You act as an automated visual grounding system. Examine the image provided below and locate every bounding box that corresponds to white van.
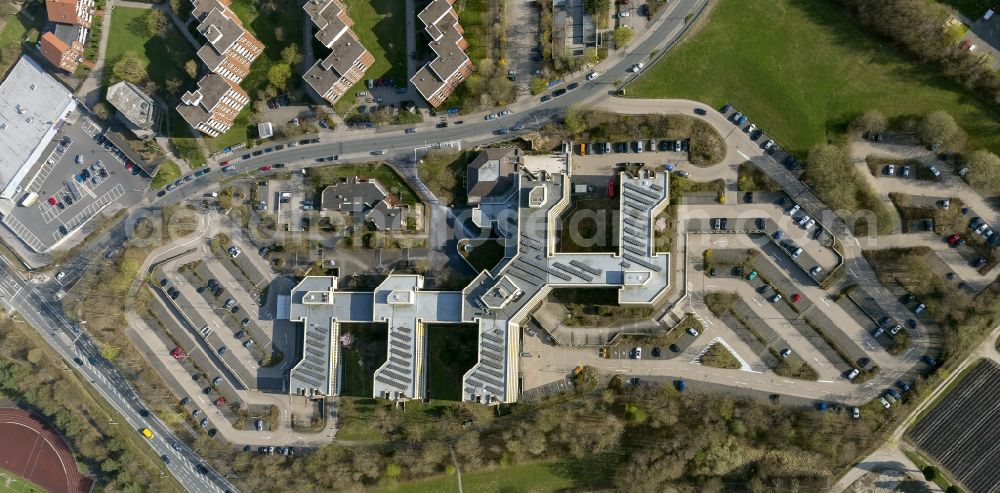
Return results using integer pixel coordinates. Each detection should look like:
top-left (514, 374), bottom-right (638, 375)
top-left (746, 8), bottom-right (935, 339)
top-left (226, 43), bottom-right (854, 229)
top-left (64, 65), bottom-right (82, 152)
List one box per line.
top-left (791, 247), bottom-right (803, 258)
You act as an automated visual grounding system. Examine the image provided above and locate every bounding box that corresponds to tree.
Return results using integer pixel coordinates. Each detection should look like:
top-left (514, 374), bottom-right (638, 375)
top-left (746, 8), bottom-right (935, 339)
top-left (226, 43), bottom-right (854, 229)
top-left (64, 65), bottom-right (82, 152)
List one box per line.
top-left (918, 110), bottom-right (958, 146)
top-left (563, 105), bottom-right (586, 135)
top-left (850, 110), bottom-right (887, 135)
top-left (165, 76), bottom-right (182, 95)
top-left (184, 59), bottom-right (199, 79)
top-left (963, 150), bottom-right (1000, 193)
top-left (585, 0), bottom-right (610, 15)
top-left (112, 51), bottom-right (147, 84)
top-left (613, 27), bottom-right (634, 48)
top-left (92, 102), bottom-right (111, 120)
top-left (268, 64), bottom-right (292, 91)
top-left (146, 10), bottom-right (168, 35)
top-left (922, 466), bottom-right (937, 481)
top-left (281, 44), bottom-right (303, 66)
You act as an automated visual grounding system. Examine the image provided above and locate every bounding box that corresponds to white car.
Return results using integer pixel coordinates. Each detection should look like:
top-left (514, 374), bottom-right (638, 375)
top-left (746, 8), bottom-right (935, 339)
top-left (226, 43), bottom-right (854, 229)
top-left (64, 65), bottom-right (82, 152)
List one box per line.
top-left (228, 246), bottom-right (241, 258)
top-left (879, 397), bottom-right (891, 409)
top-left (928, 165), bottom-right (941, 177)
top-left (780, 348), bottom-right (792, 358)
top-left (852, 407), bottom-right (861, 419)
top-left (810, 266), bottom-right (823, 276)
top-left (847, 368), bottom-right (860, 380)
top-left (587, 72), bottom-right (600, 81)
top-left (746, 123), bottom-right (757, 134)
top-left (804, 218), bottom-right (816, 230)
top-left (633, 347), bottom-right (642, 359)
top-left (797, 215), bottom-right (810, 226)
top-left (763, 140), bottom-right (775, 150)
top-left (618, 11), bottom-right (630, 17)
top-left (686, 327), bottom-right (699, 337)
top-left (55, 271), bottom-right (66, 281)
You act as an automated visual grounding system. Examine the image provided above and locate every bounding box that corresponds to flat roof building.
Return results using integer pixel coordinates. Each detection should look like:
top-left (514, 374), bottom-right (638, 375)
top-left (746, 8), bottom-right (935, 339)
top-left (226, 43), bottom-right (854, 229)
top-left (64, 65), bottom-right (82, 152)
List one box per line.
top-left (284, 145), bottom-right (671, 405)
top-left (467, 147), bottom-right (520, 206)
top-left (105, 81), bottom-right (158, 138)
top-left (176, 73), bottom-right (249, 138)
top-left (303, 0), bottom-right (374, 106)
top-left (411, 0), bottom-right (474, 107)
top-left (191, 0), bottom-right (263, 84)
top-left (0, 56), bottom-right (76, 201)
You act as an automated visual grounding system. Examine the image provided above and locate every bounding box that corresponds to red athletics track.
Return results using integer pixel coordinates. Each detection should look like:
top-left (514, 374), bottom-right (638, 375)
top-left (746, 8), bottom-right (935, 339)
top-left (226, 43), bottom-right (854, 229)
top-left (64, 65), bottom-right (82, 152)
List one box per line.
top-left (0, 408), bottom-right (93, 493)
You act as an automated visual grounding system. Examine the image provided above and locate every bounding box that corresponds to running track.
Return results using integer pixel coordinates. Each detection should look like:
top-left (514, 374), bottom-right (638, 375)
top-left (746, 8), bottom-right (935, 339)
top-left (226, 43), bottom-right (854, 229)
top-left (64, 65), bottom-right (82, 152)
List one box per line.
top-left (0, 409), bottom-right (93, 493)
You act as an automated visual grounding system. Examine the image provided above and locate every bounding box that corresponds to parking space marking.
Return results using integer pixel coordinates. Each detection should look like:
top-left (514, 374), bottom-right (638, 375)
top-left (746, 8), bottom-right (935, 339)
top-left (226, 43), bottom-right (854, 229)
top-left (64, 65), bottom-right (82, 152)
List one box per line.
top-left (25, 148), bottom-right (66, 194)
top-left (51, 184), bottom-right (125, 242)
top-left (79, 120), bottom-right (101, 137)
top-left (2, 215), bottom-right (44, 251)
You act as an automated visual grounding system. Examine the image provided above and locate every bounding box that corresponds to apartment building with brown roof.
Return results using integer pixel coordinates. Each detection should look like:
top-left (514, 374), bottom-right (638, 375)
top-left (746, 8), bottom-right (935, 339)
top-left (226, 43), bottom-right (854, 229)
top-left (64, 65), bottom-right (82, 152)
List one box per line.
top-left (191, 0), bottom-right (263, 84)
top-left (41, 0), bottom-right (93, 73)
top-left (45, 0), bottom-right (93, 28)
top-left (302, 0), bottom-right (374, 105)
top-left (176, 73), bottom-right (250, 137)
top-left (411, 0), bottom-right (473, 108)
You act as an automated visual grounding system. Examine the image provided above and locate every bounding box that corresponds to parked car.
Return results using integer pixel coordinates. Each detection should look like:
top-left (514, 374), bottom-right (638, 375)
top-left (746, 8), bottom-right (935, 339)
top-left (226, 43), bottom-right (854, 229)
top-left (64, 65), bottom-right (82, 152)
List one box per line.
top-left (780, 348), bottom-right (792, 358)
top-left (686, 327), bottom-right (699, 337)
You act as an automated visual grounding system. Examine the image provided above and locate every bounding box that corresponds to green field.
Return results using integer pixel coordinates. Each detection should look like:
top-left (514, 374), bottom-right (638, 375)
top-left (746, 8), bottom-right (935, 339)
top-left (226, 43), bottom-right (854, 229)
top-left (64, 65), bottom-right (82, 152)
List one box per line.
top-left (150, 160), bottom-right (181, 190)
top-left (367, 461), bottom-right (594, 493)
top-left (332, 0), bottom-right (408, 114)
top-left (0, 469), bottom-right (48, 493)
top-left (104, 7), bottom-right (206, 166)
top-left (630, 0), bottom-right (1000, 156)
top-left (424, 324), bottom-right (478, 401)
top-left (0, 5), bottom-right (42, 75)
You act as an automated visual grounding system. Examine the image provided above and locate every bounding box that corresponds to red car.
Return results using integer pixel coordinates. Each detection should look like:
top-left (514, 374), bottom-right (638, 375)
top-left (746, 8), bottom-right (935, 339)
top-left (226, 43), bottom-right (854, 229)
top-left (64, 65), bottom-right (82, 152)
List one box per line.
top-left (125, 161), bottom-right (133, 170)
top-left (607, 178), bottom-right (616, 199)
top-left (214, 397), bottom-right (226, 406)
top-left (259, 165), bottom-right (272, 172)
top-left (48, 196), bottom-right (57, 206)
top-left (219, 160), bottom-right (230, 166)
top-left (790, 293), bottom-right (801, 303)
top-left (947, 233), bottom-right (961, 246)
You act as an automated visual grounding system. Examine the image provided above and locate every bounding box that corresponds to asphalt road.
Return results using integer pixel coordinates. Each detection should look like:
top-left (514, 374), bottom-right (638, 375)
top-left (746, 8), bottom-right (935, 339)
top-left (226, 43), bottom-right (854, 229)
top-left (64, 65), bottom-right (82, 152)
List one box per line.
top-left (0, 254), bottom-right (236, 493)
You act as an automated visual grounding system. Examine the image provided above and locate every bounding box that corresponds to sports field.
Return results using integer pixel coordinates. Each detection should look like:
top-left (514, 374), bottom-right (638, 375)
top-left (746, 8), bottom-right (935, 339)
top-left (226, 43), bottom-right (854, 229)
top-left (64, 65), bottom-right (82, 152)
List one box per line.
top-left (630, 0), bottom-right (1000, 156)
top-left (0, 470), bottom-right (48, 493)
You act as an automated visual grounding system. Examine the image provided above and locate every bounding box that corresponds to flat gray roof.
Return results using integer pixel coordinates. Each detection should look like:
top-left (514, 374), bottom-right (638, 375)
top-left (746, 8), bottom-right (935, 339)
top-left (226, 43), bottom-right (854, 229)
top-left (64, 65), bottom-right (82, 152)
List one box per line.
top-left (0, 56), bottom-right (76, 200)
top-left (106, 81), bottom-right (155, 129)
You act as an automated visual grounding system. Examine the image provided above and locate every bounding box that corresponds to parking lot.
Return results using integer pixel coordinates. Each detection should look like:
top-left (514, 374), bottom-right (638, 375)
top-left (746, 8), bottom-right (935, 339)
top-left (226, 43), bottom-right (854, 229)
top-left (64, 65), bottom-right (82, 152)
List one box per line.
top-left (1, 116), bottom-right (147, 251)
top-left (910, 360), bottom-right (1000, 493)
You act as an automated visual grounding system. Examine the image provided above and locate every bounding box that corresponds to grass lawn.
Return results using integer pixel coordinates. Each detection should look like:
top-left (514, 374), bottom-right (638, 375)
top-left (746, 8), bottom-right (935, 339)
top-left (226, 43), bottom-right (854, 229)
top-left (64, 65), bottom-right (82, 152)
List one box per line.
top-left (551, 288), bottom-right (655, 327)
top-left (150, 160), bottom-right (181, 190)
top-left (630, 0), bottom-right (1000, 156)
top-left (416, 150), bottom-right (475, 206)
top-left (367, 460), bottom-right (603, 493)
top-left (699, 343), bottom-right (740, 369)
top-left (0, 5), bottom-right (42, 74)
top-left (332, 0), bottom-right (408, 115)
top-left (210, 0), bottom-right (304, 152)
top-left (339, 323), bottom-right (387, 397)
top-left (309, 163), bottom-right (420, 206)
top-left (424, 324), bottom-right (478, 401)
top-left (0, 468), bottom-right (48, 493)
top-left (459, 238), bottom-right (506, 273)
top-left (104, 7), bottom-right (206, 166)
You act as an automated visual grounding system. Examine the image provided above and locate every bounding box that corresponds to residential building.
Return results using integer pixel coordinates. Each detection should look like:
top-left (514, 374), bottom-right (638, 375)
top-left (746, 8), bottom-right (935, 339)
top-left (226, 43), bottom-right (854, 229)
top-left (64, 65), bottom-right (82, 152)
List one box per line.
top-left (40, 0), bottom-right (94, 73)
top-left (191, 0), bottom-right (263, 84)
top-left (105, 81), bottom-right (158, 139)
top-left (38, 28), bottom-right (84, 73)
top-left (319, 176), bottom-right (407, 231)
top-left (0, 56), bottom-right (76, 201)
top-left (176, 73), bottom-right (250, 138)
top-left (303, 0), bottom-right (374, 105)
top-left (45, 0), bottom-right (94, 28)
top-left (466, 147), bottom-right (520, 206)
top-left (411, 0), bottom-right (474, 107)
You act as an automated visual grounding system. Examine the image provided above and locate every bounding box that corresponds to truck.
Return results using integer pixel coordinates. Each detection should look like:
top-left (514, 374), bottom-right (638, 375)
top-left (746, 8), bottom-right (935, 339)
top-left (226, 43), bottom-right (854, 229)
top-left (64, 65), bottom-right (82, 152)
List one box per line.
top-left (18, 192), bottom-right (38, 207)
